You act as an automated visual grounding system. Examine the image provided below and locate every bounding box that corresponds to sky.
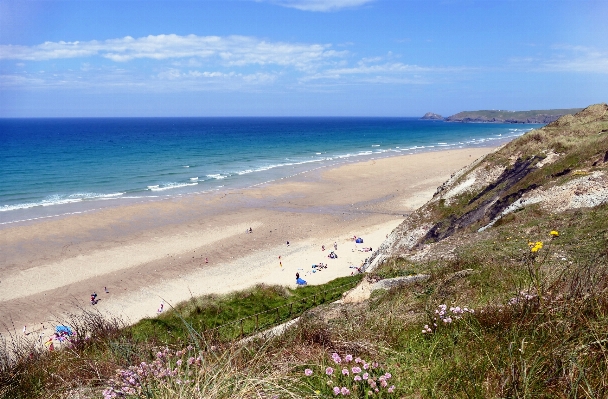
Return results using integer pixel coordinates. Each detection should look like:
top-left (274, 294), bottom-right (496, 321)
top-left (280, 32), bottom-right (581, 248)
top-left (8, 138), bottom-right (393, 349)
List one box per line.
top-left (0, 0), bottom-right (607, 117)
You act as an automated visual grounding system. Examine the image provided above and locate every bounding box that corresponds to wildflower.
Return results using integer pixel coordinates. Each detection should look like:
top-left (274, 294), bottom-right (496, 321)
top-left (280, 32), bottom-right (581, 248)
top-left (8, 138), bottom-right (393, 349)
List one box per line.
top-left (354, 375), bottom-right (362, 381)
top-left (352, 366), bottom-right (362, 374)
top-left (340, 387), bottom-right (350, 395)
top-left (332, 353), bottom-right (342, 364)
top-left (384, 372), bottom-right (392, 379)
top-left (354, 357), bottom-right (362, 363)
top-left (315, 390), bottom-right (321, 395)
top-left (305, 368), bottom-right (313, 376)
top-left (326, 366), bottom-right (334, 375)
top-left (550, 230), bottom-right (559, 237)
top-left (342, 368), bottom-right (349, 376)
top-left (345, 354), bottom-right (353, 362)
top-left (362, 372), bottom-right (369, 380)
top-left (529, 241), bottom-right (543, 252)
top-left (388, 385), bottom-right (395, 393)
top-left (333, 386), bottom-right (340, 395)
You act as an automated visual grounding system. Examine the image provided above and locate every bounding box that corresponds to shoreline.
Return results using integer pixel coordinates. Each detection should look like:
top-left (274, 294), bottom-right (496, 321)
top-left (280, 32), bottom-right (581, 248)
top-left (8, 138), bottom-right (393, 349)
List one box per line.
top-left (0, 146), bottom-right (498, 335)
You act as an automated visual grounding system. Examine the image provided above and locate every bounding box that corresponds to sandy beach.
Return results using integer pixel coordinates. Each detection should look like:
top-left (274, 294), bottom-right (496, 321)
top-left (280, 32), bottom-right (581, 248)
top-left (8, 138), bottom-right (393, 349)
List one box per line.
top-left (0, 147), bottom-right (496, 335)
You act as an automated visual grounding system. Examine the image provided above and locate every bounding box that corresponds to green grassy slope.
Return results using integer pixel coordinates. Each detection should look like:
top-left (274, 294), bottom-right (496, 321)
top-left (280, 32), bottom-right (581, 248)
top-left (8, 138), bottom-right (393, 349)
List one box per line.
top-left (446, 107), bottom-right (583, 123)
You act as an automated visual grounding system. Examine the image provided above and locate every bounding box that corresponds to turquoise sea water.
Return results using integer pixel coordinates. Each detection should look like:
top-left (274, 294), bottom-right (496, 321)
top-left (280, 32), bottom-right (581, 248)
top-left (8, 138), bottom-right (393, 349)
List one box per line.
top-left (0, 118), bottom-right (540, 225)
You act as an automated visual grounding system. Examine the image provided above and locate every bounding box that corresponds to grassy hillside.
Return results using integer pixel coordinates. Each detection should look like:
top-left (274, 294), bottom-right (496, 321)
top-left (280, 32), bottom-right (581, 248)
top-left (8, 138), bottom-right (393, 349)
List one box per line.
top-left (446, 107), bottom-right (583, 123)
top-left (2, 104), bottom-right (607, 398)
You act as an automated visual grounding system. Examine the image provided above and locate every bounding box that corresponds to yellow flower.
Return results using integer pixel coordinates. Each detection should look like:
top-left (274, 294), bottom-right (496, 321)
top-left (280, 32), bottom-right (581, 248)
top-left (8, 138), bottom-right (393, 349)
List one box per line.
top-left (530, 241), bottom-right (543, 252)
top-left (550, 230), bottom-right (559, 237)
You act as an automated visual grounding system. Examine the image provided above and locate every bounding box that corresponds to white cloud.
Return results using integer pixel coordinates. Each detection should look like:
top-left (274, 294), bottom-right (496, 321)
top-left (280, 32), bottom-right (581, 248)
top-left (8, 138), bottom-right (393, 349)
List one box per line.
top-left (510, 45), bottom-right (608, 74)
top-left (259, 0), bottom-right (374, 12)
top-left (300, 61), bottom-right (469, 82)
top-left (0, 34), bottom-right (345, 71)
top-left (541, 46), bottom-right (608, 74)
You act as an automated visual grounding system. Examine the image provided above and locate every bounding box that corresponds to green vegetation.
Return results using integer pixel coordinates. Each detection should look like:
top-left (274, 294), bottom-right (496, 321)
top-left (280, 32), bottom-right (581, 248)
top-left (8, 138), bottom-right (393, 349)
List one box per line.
top-left (129, 275), bottom-right (362, 343)
top-left (446, 107), bottom-right (583, 123)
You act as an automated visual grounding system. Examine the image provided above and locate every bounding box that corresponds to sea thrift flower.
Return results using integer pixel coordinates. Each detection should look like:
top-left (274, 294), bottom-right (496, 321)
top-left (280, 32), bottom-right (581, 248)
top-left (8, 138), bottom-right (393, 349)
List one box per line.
top-left (333, 386), bottom-right (340, 395)
top-left (362, 372), bottom-right (369, 380)
top-left (342, 368), bottom-right (349, 376)
top-left (341, 387), bottom-right (350, 395)
top-left (345, 354), bottom-right (353, 362)
top-left (388, 385), bottom-right (395, 393)
top-left (305, 368), bottom-right (313, 376)
top-left (354, 375), bottom-right (362, 381)
top-left (352, 366), bottom-right (361, 374)
top-left (354, 357), bottom-right (362, 363)
top-left (326, 367), bottom-right (334, 375)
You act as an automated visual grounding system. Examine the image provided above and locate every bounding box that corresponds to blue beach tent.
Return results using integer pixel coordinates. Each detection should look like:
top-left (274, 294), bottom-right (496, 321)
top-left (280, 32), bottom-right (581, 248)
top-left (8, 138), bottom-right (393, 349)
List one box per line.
top-left (55, 325), bottom-right (73, 335)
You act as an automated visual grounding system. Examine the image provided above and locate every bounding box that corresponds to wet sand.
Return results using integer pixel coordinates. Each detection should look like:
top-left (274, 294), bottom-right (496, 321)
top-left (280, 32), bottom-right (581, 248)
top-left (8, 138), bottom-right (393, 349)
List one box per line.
top-left (0, 148), bottom-right (495, 334)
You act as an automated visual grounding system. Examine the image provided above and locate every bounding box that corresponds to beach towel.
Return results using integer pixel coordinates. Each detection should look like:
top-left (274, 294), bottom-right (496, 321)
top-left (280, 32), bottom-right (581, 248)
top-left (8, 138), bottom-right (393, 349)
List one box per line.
top-left (356, 237), bottom-right (363, 243)
top-left (296, 277), bottom-right (307, 286)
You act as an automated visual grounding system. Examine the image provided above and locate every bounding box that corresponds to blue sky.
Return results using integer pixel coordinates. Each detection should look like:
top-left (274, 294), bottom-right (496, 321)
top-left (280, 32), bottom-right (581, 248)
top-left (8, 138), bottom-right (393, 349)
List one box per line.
top-left (1, 0), bottom-right (607, 117)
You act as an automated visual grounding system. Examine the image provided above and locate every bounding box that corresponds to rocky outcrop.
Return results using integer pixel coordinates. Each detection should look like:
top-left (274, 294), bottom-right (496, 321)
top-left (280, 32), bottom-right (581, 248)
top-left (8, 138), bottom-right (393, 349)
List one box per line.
top-left (421, 112), bottom-right (444, 120)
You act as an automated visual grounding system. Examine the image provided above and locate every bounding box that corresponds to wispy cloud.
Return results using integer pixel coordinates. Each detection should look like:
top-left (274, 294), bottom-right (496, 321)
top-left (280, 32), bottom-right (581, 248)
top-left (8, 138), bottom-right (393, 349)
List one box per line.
top-left (300, 61), bottom-right (471, 83)
top-left (258, 0), bottom-right (375, 12)
top-left (540, 45), bottom-right (608, 74)
top-left (510, 44), bottom-right (608, 74)
top-left (0, 34), bottom-right (346, 71)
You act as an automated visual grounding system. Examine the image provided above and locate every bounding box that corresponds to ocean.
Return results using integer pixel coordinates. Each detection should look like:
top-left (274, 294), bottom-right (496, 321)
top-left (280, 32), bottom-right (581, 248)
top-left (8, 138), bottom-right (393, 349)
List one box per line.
top-left (0, 118), bottom-right (540, 226)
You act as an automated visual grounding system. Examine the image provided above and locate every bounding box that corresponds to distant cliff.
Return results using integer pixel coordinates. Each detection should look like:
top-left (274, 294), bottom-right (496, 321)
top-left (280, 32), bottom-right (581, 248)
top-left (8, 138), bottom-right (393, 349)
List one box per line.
top-left (420, 112), bottom-right (444, 120)
top-left (445, 108), bottom-right (583, 123)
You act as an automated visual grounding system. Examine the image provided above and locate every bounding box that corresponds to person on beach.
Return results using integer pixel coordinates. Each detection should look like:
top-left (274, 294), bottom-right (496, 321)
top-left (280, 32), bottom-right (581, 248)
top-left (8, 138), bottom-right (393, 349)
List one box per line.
top-left (321, 245), bottom-right (325, 251)
top-left (23, 325), bottom-right (27, 335)
top-left (334, 242), bottom-right (338, 250)
top-left (157, 303), bottom-right (164, 313)
top-left (296, 272), bottom-right (300, 280)
top-left (286, 241), bottom-right (290, 246)
top-left (249, 227), bottom-right (253, 233)
top-left (205, 258), bottom-right (208, 263)
top-left (104, 286), bottom-right (109, 293)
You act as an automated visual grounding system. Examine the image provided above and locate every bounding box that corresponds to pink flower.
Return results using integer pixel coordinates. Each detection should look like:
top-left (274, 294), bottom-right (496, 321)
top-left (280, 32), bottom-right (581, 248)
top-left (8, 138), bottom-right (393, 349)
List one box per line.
top-left (388, 385), bottom-right (395, 393)
top-left (354, 375), bottom-right (362, 381)
top-left (333, 386), bottom-right (340, 395)
top-left (340, 387), bottom-right (350, 395)
top-left (304, 368), bottom-right (313, 376)
top-left (352, 366), bottom-right (361, 374)
top-left (354, 357), bottom-right (362, 363)
top-left (345, 354), bottom-right (353, 362)
top-left (362, 372), bottom-right (369, 380)
top-left (342, 368), bottom-right (349, 376)
top-left (384, 372), bottom-right (392, 379)
top-left (363, 363), bottom-right (369, 370)
top-left (326, 367), bottom-right (334, 375)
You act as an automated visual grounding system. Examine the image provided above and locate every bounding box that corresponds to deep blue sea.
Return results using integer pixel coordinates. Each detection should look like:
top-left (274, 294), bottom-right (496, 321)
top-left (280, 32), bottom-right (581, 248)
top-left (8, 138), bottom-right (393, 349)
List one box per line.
top-left (0, 118), bottom-right (540, 225)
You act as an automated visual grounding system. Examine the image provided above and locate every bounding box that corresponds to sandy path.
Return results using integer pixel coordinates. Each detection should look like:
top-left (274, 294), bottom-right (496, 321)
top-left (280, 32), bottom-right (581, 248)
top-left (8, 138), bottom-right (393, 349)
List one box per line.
top-left (0, 148), bottom-right (495, 333)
